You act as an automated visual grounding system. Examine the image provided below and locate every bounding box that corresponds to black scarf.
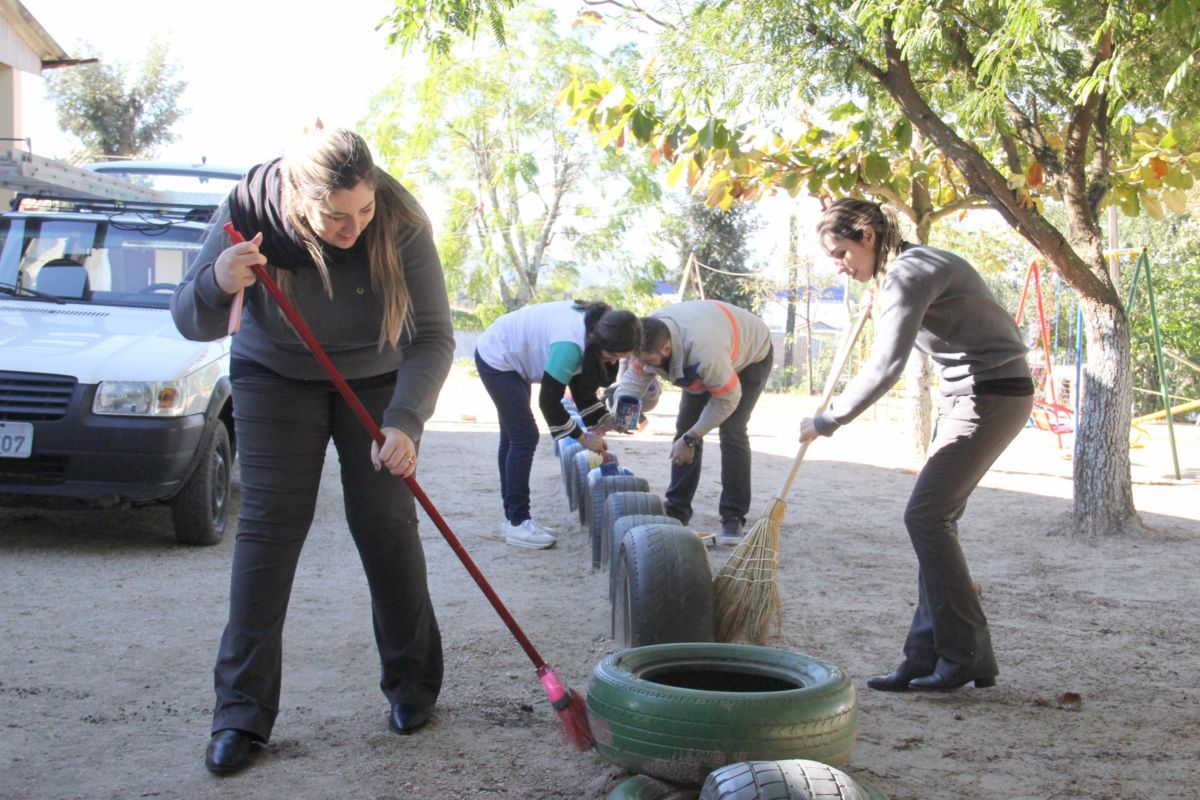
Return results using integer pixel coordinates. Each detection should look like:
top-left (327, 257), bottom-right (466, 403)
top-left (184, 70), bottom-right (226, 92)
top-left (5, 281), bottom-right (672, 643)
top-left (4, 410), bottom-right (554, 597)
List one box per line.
top-left (226, 159), bottom-right (318, 272)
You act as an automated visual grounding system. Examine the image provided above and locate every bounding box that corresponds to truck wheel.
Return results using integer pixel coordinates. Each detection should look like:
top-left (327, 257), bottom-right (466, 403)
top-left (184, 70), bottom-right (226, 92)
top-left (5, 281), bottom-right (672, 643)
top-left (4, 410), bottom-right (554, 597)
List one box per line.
top-left (699, 759), bottom-right (883, 800)
top-left (612, 524), bottom-right (713, 646)
top-left (602, 491), bottom-right (666, 571)
top-left (172, 422), bottom-right (232, 546)
top-left (587, 643), bottom-right (859, 788)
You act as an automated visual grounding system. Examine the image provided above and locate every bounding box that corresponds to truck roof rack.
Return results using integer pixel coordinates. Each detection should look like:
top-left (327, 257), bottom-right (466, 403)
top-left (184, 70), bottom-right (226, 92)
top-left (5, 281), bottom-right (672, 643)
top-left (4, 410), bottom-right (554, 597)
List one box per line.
top-left (12, 194), bottom-right (217, 222)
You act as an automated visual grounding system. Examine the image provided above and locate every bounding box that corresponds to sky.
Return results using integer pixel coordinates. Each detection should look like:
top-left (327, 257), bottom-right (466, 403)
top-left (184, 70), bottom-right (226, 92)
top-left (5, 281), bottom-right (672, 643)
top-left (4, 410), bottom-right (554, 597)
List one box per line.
top-left (20, 0), bottom-right (408, 167)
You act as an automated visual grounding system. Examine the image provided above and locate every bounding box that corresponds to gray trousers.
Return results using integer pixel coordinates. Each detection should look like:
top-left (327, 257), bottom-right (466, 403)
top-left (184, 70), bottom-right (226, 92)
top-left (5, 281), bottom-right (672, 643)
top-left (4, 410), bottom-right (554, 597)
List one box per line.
top-left (665, 347), bottom-right (773, 525)
top-left (901, 391), bottom-right (1033, 677)
top-left (212, 370), bottom-right (443, 741)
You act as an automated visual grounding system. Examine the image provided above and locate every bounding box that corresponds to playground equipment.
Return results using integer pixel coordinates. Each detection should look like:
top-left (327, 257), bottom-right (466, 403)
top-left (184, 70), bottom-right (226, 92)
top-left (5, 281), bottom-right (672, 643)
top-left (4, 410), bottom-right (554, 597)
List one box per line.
top-left (1016, 249), bottom-right (1190, 477)
top-left (1014, 257), bottom-right (1075, 449)
top-left (1119, 248), bottom-right (1183, 479)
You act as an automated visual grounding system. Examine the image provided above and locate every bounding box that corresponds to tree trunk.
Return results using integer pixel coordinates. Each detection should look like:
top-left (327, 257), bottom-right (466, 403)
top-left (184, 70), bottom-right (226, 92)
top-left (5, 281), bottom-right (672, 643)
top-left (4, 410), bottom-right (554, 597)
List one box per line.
top-left (1072, 296), bottom-right (1144, 536)
top-left (875, 25), bottom-right (1140, 537)
top-left (783, 215), bottom-right (799, 389)
top-left (905, 152), bottom-right (935, 461)
top-left (903, 353), bottom-right (933, 461)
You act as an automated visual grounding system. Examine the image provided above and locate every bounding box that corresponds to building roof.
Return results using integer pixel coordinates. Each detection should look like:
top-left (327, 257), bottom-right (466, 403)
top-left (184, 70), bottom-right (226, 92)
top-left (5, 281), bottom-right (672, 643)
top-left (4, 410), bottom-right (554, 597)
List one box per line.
top-left (0, 0), bottom-right (72, 75)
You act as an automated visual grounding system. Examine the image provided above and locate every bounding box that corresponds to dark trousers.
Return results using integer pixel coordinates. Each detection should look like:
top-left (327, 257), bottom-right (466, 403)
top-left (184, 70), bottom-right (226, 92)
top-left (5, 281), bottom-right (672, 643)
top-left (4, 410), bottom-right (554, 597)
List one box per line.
top-left (475, 350), bottom-right (539, 525)
top-left (665, 347), bottom-right (773, 525)
top-left (213, 371), bottom-right (443, 741)
top-left (901, 391), bottom-right (1033, 677)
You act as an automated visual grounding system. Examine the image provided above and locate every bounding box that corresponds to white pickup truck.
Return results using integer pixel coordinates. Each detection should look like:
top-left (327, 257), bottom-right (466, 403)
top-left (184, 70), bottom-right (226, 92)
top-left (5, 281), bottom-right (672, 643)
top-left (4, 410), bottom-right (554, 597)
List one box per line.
top-left (0, 161), bottom-right (243, 544)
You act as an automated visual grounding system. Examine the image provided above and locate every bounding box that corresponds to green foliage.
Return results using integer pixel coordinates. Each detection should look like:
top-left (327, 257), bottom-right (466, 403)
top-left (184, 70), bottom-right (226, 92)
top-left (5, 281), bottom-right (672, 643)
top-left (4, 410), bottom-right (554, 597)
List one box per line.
top-left (667, 199), bottom-right (775, 312)
top-left (366, 6), bottom-right (661, 311)
top-left (43, 40), bottom-right (187, 159)
top-left (380, 0), bottom-right (516, 55)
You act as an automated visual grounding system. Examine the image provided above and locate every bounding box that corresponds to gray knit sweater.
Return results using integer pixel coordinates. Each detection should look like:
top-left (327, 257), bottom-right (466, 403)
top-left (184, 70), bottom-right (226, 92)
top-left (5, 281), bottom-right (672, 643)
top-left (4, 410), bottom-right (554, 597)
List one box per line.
top-left (170, 202), bottom-right (454, 444)
top-left (816, 244), bottom-right (1029, 436)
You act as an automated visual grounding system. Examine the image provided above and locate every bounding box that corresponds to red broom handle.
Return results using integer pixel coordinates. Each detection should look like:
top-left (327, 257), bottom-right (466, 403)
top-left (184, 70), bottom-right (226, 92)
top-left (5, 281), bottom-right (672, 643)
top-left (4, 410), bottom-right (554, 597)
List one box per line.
top-left (222, 223), bottom-right (548, 671)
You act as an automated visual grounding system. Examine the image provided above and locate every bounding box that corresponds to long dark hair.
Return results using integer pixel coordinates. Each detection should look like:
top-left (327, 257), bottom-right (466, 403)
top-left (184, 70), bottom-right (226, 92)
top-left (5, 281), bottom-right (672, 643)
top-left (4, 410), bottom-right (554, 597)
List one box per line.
top-left (575, 300), bottom-right (640, 354)
top-left (816, 198), bottom-right (906, 277)
top-left (574, 300), bottom-right (640, 386)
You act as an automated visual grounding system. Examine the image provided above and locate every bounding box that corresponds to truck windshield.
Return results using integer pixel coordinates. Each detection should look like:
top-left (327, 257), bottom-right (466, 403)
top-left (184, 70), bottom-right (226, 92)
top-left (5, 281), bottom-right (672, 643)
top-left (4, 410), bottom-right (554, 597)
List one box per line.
top-left (0, 217), bottom-right (206, 308)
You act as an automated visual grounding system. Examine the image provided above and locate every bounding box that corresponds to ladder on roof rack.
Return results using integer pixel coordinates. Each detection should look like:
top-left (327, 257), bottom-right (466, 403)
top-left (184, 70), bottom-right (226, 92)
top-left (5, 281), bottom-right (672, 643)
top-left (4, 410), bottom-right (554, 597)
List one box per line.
top-left (13, 194), bottom-right (217, 222)
top-left (0, 149), bottom-right (167, 203)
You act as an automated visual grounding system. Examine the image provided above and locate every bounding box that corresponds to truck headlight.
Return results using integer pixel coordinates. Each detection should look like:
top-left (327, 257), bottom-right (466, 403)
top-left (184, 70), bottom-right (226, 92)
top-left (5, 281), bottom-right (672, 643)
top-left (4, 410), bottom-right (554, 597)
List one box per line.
top-left (94, 361), bottom-right (223, 417)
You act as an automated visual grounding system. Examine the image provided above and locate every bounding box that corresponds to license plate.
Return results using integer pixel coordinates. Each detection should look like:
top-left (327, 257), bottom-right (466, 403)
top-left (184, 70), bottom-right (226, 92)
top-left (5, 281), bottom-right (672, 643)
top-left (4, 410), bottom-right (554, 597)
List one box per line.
top-left (0, 421), bottom-right (33, 458)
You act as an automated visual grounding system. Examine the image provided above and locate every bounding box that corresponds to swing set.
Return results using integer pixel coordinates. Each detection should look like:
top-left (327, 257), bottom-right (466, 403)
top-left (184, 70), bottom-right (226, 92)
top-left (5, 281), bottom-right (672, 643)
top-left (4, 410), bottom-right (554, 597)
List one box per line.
top-left (1014, 248), bottom-right (1189, 479)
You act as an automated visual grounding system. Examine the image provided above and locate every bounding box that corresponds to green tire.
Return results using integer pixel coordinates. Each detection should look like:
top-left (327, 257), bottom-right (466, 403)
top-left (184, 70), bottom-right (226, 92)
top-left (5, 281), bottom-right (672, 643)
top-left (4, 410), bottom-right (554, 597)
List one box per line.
top-left (588, 643), bottom-right (859, 787)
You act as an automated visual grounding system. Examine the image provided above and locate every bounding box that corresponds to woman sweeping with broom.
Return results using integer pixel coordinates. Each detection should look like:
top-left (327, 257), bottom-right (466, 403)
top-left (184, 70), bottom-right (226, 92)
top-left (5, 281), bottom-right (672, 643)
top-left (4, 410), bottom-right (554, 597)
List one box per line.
top-left (799, 198), bottom-right (1034, 693)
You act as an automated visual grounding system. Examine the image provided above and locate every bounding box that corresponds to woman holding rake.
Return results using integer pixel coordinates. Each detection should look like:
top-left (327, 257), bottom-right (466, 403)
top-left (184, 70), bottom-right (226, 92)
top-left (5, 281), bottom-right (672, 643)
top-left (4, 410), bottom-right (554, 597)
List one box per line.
top-left (799, 198), bottom-right (1033, 693)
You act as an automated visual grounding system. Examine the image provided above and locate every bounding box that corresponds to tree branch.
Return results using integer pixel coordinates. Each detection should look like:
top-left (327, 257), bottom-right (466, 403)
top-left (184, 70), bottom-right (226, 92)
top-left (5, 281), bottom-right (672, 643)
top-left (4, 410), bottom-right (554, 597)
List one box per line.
top-left (1061, 34), bottom-right (1110, 254)
top-left (928, 194), bottom-right (992, 223)
top-left (874, 19), bottom-right (1112, 302)
top-left (581, 0), bottom-right (674, 30)
top-left (854, 182), bottom-right (914, 220)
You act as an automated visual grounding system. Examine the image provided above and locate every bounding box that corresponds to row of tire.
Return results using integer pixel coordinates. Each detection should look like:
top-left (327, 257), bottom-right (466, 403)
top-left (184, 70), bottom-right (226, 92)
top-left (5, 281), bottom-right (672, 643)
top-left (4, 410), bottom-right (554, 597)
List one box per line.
top-left (553, 405), bottom-right (882, 800)
top-left (552, 430), bottom-right (714, 648)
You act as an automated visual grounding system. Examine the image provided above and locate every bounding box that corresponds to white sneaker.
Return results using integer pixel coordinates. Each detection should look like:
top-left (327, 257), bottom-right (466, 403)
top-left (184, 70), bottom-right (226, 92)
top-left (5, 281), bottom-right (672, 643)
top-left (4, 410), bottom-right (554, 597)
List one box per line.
top-left (504, 519), bottom-right (557, 550)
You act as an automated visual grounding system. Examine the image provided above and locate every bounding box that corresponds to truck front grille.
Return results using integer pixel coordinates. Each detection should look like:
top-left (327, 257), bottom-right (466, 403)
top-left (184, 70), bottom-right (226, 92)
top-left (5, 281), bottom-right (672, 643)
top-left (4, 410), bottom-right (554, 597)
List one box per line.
top-left (0, 372), bottom-right (77, 421)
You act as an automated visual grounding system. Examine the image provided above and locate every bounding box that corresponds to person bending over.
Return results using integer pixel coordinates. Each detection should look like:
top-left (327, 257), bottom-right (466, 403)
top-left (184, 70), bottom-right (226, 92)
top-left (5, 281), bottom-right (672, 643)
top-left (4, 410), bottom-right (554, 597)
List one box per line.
top-left (474, 300), bottom-right (640, 549)
top-left (614, 299), bottom-right (773, 546)
top-left (800, 198), bottom-right (1033, 693)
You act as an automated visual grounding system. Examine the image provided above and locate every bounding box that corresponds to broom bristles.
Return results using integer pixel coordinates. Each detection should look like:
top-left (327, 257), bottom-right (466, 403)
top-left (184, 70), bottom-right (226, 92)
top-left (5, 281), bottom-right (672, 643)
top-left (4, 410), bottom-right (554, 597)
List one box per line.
top-left (713, 498), bottom-right (785, 644)
top-left (555, 688), bottom-right (594, 751)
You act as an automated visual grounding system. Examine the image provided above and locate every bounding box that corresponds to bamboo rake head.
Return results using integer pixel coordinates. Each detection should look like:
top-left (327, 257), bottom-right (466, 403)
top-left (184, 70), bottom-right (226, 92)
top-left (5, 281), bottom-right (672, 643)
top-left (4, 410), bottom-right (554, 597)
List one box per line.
top-left (712, 498), bottom-right (786, 644)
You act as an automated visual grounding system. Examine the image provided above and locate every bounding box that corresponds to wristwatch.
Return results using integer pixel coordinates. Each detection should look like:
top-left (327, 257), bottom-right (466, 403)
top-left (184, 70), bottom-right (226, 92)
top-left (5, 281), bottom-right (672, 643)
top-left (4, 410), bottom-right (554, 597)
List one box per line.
top-left (682, 434), bottom-right (700, 448)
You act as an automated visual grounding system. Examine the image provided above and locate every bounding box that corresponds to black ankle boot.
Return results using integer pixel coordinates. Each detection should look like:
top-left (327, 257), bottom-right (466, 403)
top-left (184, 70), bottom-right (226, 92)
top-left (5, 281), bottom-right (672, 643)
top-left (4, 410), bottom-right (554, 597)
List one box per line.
top-left (205, 729), bottom-right (257, 775)
top-left (866, 662), bottom-right (932, 692)
top-left (908, 664), bottom-right (997, 692)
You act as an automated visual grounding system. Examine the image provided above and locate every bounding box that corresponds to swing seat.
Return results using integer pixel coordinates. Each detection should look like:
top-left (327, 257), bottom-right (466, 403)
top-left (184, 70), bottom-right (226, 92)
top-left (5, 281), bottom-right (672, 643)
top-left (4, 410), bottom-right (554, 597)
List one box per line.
top-left (1030, 401), bottom-right (1074, 435)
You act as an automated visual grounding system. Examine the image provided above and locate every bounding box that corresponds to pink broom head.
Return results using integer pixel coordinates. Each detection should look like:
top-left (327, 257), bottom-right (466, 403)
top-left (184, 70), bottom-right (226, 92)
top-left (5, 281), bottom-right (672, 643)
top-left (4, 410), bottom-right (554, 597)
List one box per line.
top-left (537, 665), bottom-right (593, 751)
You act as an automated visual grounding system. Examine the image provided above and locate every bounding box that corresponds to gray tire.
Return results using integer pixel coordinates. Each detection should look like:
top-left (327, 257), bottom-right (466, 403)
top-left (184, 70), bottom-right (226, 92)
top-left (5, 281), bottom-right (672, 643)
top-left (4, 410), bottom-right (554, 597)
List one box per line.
top-left (171, 422), bottom-right (232, 546)
top-left (612, 524), bottom-right (713, 646)
top-left (699, 760), bottom-right (882, 800)
top-left (587, 643), bottom-right (859, 787)
top-left (608, 774), bottom-right (695, 800)
top-left (574, 450), bottom-right (596, 525)
top-left (609, 513), bottom-right (683, 604)
top-left (559, 437), bottom-right (584, 511)
top-left (600, 491), bottom-right (664, 571)
top-left (589, 475), bottom-right (649, 566)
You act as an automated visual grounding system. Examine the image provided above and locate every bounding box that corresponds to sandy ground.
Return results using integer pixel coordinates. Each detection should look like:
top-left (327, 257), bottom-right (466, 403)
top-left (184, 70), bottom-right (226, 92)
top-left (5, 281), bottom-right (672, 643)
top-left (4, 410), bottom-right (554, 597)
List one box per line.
top-left (2, 363), bottom-right (1198, 800)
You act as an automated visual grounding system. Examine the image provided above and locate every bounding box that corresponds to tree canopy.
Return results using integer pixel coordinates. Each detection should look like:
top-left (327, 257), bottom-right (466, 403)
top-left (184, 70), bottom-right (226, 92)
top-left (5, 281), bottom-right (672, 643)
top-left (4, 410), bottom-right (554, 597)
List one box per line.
top-left (383, 0), bottom-right (1200, 536)
top-left (43, 40), bottom-right (187, 160)
top-left (366, 6), bottom-right (664, 314)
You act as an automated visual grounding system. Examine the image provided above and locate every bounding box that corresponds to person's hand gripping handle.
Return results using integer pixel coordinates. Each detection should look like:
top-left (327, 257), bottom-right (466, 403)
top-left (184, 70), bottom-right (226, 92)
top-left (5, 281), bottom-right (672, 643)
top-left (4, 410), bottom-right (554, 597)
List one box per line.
top-left (220, 224), bottom-right (265, 334)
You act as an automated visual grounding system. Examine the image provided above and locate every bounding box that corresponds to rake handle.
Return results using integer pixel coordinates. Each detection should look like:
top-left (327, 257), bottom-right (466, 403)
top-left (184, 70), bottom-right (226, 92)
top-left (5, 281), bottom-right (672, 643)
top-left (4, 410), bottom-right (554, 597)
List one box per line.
top-left (776, 293), bottom-right (875, 501)
top-left (222, 224), bottom-right (548, 672)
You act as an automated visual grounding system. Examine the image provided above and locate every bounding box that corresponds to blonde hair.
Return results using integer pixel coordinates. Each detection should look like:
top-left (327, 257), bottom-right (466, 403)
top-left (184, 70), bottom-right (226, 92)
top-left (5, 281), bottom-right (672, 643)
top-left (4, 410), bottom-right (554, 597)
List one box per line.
top-left (816, 198), bottom-right (906, 277)
top-left (280, 122), bottom-right (426, 348)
